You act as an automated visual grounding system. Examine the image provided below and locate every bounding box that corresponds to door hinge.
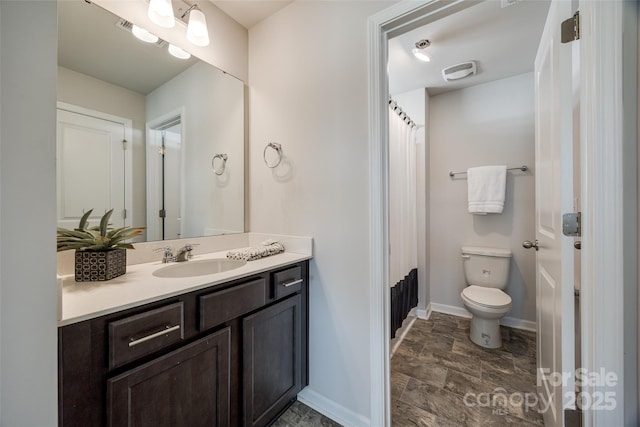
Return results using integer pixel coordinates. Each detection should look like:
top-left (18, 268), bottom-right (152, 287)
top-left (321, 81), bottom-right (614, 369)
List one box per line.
top-left (159, 209), bottom-right (166, 218)
top-left (561, 11), bottom-right (580, 43)
top-left (562, 212), bottom-right (582, 237)
top-left (564, 407), bottom-right (583, 427)
top-left (123, 209), bottom-right (127, 219)
top-left (122, 139), bottom-right (128, 150)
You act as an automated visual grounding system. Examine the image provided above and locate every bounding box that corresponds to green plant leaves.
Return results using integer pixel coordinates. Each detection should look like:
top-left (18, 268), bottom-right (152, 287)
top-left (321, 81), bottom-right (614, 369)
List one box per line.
top-left (56, 209), bottom-right (145, 252)
top-left (78, 209), bottom-right (93, 230)
top-left (99, 209), bottom-right (113, 237)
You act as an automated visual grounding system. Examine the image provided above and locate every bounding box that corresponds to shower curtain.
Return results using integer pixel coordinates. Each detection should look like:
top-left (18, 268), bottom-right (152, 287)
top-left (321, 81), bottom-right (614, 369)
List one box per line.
top-left (389, 104), bottom-right (418, 338)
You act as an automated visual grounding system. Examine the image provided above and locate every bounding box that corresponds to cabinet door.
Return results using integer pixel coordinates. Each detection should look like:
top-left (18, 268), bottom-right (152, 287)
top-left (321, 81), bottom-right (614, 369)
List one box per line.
top-left (107, 327), bottom-right (231, 427)
top-left (243, 295), bottom-right (302, 427)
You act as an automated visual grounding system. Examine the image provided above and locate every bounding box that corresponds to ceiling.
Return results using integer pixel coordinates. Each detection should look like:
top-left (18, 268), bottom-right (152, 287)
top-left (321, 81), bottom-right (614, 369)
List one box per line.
top-left (60, 1), bottom-right (550, 97)
top-left (388, 0), bottom-right (550, 96)
top-left (209, 0), bottom-right (294, 29)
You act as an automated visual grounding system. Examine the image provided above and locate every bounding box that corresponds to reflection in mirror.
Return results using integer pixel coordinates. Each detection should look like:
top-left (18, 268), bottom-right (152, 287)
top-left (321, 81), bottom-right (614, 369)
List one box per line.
top-left (56, 1), bottom-right (245, 242)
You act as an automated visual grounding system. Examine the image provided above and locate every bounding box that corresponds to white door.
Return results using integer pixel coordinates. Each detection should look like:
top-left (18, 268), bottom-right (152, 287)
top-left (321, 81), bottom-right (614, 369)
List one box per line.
top-left (533, 1), bottom-right (578, 426)
top-left (57, 108), bottom-right (127, 229)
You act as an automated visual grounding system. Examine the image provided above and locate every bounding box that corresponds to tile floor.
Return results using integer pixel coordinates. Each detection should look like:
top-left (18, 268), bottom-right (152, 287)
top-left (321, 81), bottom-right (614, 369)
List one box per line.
top-left (272, 401), bottom-right (343, 427)
top-left (391, 312), bottom-right (544, 426)
top-left (273, 312), bottom-right (543, 427)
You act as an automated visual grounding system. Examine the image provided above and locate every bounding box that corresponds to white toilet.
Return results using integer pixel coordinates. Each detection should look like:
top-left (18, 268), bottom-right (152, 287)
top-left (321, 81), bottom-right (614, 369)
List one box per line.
top-left (460, 246), bottom-right (512, 348)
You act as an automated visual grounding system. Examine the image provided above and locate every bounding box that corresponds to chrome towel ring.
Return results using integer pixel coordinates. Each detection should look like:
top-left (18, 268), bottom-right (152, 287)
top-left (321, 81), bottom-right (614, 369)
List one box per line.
top-left (263, 142), bottom-right (282, 168)
top-left (211, 154), bottom-right (228, 175)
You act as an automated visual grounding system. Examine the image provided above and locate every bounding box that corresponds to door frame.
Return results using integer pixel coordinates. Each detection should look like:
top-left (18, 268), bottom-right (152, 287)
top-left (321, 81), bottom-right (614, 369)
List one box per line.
top-left (578, 2), bottom-right (634, 426)
top-left (367, 1), bottom-right (630, 426)
top-left (56, 101), bottom-right (133, 227)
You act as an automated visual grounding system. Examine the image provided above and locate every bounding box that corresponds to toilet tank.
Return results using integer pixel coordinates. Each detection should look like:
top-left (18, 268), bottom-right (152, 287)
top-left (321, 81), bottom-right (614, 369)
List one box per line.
top-left (461, 246), bottom-right (512, 289)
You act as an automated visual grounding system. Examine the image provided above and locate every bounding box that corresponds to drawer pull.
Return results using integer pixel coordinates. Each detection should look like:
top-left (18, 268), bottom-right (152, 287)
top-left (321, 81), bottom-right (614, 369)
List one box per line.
top-left (128, 325), bottom-right (181, 348)
top-left (282, 279), bottom-right (303, 288)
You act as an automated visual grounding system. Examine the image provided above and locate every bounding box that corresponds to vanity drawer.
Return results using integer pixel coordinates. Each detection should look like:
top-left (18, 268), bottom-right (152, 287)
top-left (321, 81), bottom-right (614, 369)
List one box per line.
top-left (199, 278), bottom-right (267, 330)
top-left (108, 302), bottom-right (184, 370)
top-left (273, 265), bottom-right (303, 299)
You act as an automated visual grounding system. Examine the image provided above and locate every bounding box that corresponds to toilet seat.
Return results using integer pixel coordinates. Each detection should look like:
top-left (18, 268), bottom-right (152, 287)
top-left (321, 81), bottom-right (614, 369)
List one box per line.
top-left (461, 285), bottom-right (511, 309)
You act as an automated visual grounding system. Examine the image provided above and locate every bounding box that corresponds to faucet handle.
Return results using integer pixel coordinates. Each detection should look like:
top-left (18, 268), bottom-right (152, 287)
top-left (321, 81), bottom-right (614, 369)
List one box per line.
top-left (153, 246), bottom-right (174, 262)
top-left (153, 246), bottom-right (173, 255)
top-left (181, 243), bottom-right (199, 259)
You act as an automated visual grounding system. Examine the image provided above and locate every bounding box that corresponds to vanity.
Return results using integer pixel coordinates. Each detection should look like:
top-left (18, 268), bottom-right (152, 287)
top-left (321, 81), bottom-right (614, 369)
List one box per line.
top-left (58, 245), bottom-right (310, 427)
top-left (56, 1), bottom-right (309, 424)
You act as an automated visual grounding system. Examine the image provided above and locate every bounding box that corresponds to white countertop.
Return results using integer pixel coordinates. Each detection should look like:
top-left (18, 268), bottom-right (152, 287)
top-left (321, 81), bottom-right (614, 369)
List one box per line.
top-left (58, 249), bottom-right (311, 326)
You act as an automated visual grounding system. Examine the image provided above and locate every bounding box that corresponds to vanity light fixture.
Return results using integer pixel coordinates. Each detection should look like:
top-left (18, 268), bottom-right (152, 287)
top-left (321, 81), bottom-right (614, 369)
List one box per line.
top-left (183, 5), bottom-right (209, 47)
top-left (168, 43), bottom-right (191, 59)
top-left (146, 1), bottom-right (210, 48)
top-left (148, 0), bottom-right (175, 28)
top-left (412, 39), bottom-right (431, 62)
top-left (131, 24), bottom-right (159, 43)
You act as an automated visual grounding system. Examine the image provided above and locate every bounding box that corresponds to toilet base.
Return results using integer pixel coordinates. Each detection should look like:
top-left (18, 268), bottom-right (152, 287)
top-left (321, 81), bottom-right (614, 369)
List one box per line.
top-left (469, 316), bottom-right (502, 349)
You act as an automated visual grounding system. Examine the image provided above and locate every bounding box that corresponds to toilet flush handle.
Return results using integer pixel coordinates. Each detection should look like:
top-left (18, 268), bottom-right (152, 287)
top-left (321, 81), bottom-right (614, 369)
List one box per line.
top-left (522, 240), bottom-right (539, 251)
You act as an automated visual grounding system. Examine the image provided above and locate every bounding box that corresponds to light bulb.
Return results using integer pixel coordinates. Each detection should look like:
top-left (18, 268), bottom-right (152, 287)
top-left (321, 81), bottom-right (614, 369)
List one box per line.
top-left (412, 48), bottom-right (431, 62)
top-left (148, 0), bottom-right (175, 28)
top-left (187, 9), bottom-right (209, 47)
top-left (168, 44), bottom-right (191, 60)
top-left (131, 25), bottom-right (158, 43)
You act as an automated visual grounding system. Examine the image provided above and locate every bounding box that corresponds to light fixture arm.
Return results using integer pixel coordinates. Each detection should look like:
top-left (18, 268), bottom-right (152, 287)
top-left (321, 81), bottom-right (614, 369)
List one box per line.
top-left (180, 4), bottom-right (199, 20)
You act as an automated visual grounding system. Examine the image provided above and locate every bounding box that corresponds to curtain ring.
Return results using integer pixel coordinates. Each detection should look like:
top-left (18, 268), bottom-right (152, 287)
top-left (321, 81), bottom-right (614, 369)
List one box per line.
top-left (211, 154), bottom-right (228, 175)
top-left (263, 142), bottom-right (282, 168)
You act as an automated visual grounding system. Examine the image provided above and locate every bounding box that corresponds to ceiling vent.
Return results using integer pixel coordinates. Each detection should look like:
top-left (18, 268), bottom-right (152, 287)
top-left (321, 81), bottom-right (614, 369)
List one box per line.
top-left (442, 61), bottom-right (477, 82)
top-left (114, 18), bottom-right (167, 48)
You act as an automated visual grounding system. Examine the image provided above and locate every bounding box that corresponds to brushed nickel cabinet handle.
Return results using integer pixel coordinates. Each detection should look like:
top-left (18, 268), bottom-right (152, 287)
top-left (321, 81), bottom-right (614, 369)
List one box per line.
top-left (128, 325), bottom-right (181, 347)
top-left (282, 279), bottom-right (303, 288)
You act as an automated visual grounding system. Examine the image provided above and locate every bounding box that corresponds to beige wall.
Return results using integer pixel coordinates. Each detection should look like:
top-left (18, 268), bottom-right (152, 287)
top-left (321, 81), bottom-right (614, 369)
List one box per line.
top-left (429, 72), bottom-right (536, 325)
top-left (248, 1), bottom-right (393, 423)
top-left (1, 2), bottom-right (58, 424)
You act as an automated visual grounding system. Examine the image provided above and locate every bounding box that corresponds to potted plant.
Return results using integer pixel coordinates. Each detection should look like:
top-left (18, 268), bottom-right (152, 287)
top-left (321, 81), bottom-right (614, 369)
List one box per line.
top-left (57, 209), bottom-right (145, 282)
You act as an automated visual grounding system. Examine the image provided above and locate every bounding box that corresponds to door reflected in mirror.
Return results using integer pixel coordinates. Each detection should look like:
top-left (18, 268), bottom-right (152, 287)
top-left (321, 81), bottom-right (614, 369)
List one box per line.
top-left (56, 1), bottom-right (245, 242)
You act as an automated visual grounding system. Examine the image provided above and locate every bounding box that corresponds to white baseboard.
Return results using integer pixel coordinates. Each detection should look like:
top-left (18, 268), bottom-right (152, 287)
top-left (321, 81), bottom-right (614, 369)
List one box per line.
top-left (297, 387), bottom-right (370, 427)
top-left (500, 316), bottom-right (536, 332)
top-left (430, 302), bottom-right (536, 332)
top-left (390, 315), bottom-right (417, 357)
top-left (415, 303), bottom-right (431, 320)
top-left (430, 303), bottom-right (472, 319)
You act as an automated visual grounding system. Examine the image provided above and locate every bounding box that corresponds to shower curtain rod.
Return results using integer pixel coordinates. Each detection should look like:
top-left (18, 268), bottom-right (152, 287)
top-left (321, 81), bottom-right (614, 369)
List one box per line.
top-left (388, 98), bottom-right (418, 129)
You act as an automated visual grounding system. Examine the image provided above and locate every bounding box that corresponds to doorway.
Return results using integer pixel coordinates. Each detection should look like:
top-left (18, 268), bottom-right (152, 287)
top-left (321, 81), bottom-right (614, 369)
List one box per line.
top-left (146, 114), bottom-right (185, 241)
top-left (368, 1), bottom-right (632, 426)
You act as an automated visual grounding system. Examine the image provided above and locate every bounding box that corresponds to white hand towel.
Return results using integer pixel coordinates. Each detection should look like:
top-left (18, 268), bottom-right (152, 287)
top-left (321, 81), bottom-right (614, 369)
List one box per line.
top-left (467, 165), bottom-right (507, 214)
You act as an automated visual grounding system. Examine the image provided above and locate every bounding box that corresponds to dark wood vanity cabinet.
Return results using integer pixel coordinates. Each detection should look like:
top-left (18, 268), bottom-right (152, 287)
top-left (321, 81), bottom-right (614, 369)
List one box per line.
top-left (244, 295), bottom-right (302, 427)
top-left (107, 328), bottom-right (232, 427)
top-left (58, 260), bottom-right (309, 427)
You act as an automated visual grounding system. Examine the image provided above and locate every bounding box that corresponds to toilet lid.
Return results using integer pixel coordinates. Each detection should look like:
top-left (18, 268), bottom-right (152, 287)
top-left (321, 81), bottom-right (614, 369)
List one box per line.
top-left (462, 285), bottom-right (512, 308)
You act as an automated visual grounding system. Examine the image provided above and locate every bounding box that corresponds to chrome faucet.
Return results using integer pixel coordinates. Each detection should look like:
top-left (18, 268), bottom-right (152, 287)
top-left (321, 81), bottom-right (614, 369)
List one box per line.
top-left (175, 244), bottom-right (194, 262)
top-left (154, 247), bottom-right (177, 263)
top-left (154, 244), bottom-right (197, 263)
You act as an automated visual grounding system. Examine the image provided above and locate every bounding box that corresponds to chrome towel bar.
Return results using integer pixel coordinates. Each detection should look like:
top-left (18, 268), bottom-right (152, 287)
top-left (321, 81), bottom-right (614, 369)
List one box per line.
top-left (449, 165), bottom-right (528, 177)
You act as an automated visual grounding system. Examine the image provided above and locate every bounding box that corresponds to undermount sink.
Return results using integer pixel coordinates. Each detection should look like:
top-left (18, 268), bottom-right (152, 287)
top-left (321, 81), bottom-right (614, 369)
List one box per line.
top-left (152, 258), bottom-right (247, 278)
